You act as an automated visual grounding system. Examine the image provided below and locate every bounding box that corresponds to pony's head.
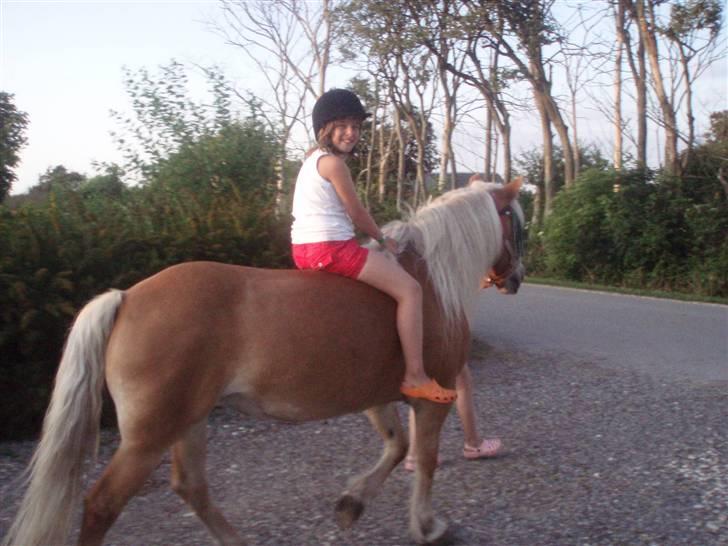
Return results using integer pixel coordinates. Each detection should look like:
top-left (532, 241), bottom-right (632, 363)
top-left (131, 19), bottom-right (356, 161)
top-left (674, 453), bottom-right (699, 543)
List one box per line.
top-left (383, 175), bottom-right (526, 332)
top-left (472, 176), bottom-right (526, 294)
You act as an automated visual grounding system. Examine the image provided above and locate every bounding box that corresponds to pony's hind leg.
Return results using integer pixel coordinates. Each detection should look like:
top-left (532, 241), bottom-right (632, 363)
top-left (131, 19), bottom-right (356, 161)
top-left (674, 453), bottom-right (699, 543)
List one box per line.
top-left (408, 399), bottom-right (451, 544)
top-left (79, 443), bottom-right (166, 546)
top-left (171, 420), bottom-right (245, 546)
top-left (335, 402), bottom-right (407, 529)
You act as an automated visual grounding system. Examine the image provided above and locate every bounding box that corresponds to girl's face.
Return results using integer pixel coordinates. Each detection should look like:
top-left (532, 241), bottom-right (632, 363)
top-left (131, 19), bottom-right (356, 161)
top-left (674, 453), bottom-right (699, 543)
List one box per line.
top-left (328, 117), bottom-right (362, 155)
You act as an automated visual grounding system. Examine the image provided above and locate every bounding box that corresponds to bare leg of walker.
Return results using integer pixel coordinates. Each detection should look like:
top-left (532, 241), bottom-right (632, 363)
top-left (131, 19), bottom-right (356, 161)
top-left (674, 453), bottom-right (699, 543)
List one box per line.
top-left (405, 364), bottom-right (502, 470)
top-left (455, 364), bottom-right (480, 447)
top-left (458, 364), bottom-right (503, 459)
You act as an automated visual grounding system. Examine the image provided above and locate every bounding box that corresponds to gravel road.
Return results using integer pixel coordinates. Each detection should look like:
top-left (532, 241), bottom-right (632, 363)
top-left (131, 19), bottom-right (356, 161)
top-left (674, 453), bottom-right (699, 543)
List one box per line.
top-left (1, 338), bottom-right (726, 545)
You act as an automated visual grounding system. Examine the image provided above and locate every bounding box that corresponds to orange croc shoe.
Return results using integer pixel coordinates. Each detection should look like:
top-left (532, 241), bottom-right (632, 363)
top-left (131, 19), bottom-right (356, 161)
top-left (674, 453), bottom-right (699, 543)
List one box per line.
top-left (400, 379), bottom-right (457, 404)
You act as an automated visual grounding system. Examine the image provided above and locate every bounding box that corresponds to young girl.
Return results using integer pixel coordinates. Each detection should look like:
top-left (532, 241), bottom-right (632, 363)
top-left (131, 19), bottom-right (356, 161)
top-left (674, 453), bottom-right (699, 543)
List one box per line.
top-left (291, 89), bottom-right (456, 404)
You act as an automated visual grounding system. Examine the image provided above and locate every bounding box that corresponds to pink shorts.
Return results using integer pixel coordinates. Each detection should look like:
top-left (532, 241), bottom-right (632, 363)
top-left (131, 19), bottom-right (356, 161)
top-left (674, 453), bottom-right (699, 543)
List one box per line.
top-left (292, 239), bottom-right (369, 279)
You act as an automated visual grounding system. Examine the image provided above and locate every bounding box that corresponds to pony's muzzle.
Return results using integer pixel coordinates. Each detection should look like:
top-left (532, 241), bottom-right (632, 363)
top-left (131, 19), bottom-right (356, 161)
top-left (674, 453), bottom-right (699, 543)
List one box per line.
top-left (499, 263), bottom-right (525, 294)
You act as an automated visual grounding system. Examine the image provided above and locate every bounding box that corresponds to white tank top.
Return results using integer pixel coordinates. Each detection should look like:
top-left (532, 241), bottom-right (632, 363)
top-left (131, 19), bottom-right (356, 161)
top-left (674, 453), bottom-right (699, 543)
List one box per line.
top-left (291, 149), bottom-right (355, 244)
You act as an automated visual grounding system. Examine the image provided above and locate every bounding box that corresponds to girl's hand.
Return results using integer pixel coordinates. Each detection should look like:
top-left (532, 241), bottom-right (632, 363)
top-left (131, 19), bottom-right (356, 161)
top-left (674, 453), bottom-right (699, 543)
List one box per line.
top-left (382, 237), bottom-right (399, 254)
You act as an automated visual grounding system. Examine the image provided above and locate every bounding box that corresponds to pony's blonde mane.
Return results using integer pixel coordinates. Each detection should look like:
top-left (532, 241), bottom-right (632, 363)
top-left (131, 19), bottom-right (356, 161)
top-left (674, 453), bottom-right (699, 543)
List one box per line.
top-left (383, 181), bottom-right (506, 332)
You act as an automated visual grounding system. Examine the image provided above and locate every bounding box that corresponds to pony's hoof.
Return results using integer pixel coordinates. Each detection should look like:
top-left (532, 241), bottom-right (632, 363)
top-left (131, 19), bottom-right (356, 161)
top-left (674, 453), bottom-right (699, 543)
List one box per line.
top-left (334, 494), bottom-right (364, 529)
top-left (411, 515), bottom-right (448, 544)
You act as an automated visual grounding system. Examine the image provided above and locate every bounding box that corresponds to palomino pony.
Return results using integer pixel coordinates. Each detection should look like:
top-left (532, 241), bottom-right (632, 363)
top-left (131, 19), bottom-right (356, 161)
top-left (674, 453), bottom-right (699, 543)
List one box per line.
top-left (3, 178), bottom-right (524, 546)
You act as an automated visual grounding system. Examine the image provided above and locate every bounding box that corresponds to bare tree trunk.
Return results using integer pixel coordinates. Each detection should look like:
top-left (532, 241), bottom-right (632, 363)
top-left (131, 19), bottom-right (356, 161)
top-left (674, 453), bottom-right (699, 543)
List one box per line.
top-left (677, 43), bottom-right (695, 169)
top-left (531, 186), bottom-right (543, 229)
top-left (563, 54), bottom-right (581, 178)
top-left (436, 45), bottom-right (460, 192)
top-left (526, 53), bottom-right (574, 188)
top-left (438, 101), bottom-right (453, 191)
top-left (535, 92), bottom-right (555, 218)
top-left (275, 128), bottom-right (290, 214)
top-left (393, 107), bottom-right (406, 212)
top-left (484, 104), bottom-right (493, 181)
top-left (570, 89), bottom-right (580, 178)
top-left (217, 0), bottom-right (333, 210)
top-left (636, 0), bottom-right (680, 174)
top-left (620, 0), bottom-right (648, 168)
top-left (363, 99), bottom-right (378, 208)
top-left (636, 35), bottom-right (648, 169)
top-left (614, 0), bottom-right (625, 172)
top-left (418, 24), bottom-right (512, 188)
top-left (501, 119), bottom-right (511, 183)
top-left (492, 125), bottom-right (499, 181)
top-left (378, 121), bottom-right (395, 203)
top-left (483, 48), bottom-right (497, 180)
top-left (719, 165), bottom-right (728, 200)
top-left (545, 95), bottom-right (575, 187)
top-left (449, 142), bottom-right (458, 189)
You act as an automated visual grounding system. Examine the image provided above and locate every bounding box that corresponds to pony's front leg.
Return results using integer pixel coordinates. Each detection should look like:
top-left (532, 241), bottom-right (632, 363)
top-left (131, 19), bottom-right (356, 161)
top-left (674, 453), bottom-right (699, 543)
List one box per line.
top-left (409, 399), bottom-right (451, 544)
top-left (335, 402), bottom-right (407, 529)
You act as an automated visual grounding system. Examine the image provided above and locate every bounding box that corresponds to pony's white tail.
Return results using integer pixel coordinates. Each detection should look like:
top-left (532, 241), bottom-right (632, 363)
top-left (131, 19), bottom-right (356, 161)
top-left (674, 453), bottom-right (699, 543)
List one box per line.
top-left (2, 290), bottom-right (124, 546)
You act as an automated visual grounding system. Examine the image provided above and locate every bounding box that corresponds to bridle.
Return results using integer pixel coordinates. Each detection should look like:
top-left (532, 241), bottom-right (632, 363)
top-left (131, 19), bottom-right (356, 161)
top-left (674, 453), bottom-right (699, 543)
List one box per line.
top-left (482, 203), bottom-right (524, 290)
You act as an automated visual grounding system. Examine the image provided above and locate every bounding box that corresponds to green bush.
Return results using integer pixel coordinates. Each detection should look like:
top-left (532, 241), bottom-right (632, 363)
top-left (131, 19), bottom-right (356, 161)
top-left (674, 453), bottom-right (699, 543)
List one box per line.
top-left (540, 167), bottom-right (727, 296)
top-left (0, 184), bottom-right (291, 440)
top-left (0, 115), bottom-right (295, 440)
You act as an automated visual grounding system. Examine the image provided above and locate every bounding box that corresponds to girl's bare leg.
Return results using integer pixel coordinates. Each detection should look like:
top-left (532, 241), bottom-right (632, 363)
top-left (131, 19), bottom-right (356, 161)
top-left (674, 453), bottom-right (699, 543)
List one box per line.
top-left (357, 250), bottom-right (429, 388)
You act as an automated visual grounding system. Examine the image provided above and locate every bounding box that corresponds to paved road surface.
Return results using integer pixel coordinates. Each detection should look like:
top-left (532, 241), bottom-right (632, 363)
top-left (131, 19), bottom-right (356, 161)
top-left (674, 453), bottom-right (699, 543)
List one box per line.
top-left (473, 284), bottom-right (728, 383)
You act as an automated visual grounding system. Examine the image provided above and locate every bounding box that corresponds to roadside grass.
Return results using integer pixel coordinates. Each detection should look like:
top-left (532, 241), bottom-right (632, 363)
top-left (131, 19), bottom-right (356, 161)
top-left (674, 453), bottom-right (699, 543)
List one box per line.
top-left (525, 276), bottom-right (728, 306)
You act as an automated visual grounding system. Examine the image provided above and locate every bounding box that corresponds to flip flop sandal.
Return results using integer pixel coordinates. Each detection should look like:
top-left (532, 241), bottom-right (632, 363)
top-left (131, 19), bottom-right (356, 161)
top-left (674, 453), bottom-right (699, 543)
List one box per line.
top-left (463, 438), bottom-right (503, 459)
top-left (400, 379), bottom-right (457, 403)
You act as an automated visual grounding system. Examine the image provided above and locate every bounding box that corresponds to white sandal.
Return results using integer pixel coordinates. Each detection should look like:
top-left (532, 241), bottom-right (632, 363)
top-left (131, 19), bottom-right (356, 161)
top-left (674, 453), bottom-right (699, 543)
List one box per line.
top-left (463, 438), bottom-right (503, 459)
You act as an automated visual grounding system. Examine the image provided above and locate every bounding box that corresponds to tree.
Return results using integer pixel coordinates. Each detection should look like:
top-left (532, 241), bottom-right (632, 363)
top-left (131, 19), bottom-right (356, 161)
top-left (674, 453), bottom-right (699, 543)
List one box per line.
top-left (341, 0), bottom-right (440, 209)
top-left (613, 0), bottom-right (626, 171)
top-left (36, 166), bottom-right (86, 193)
top-left (110, 61), bottom-right (234, 183)
top-left (617, 0), bottom-right (649, 169)
top-left (151, 119), bottom-right (279, 203)
top-left (216, 0), bottom-right (336, 211)
top-left (406, 0), bottom-right (515, 183)
top-left (662, 0), bottom-right (723, 168)
top-left (80, 165), bottom-right (127, 200)
top-left (476, 0), bottom-right (576, 190)
top-left (0, 92), bottom-right (29, 201)
top-left (686, 110), bottom-right (728, 199)
top-left (632, 0), bottom-right (681, 174)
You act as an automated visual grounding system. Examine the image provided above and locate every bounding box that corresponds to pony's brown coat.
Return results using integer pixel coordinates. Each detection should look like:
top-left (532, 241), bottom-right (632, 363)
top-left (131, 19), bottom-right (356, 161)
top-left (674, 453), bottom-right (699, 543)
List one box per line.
top-left (3, 179), bottom-right (523, 546)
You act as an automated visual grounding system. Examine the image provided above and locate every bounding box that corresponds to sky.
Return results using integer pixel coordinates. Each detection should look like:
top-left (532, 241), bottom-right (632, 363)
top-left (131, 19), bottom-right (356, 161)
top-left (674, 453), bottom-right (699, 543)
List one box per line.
top-left (2, 0), bottom-right (727, 195)
top-left (2, 0), bottom-right (274, 194)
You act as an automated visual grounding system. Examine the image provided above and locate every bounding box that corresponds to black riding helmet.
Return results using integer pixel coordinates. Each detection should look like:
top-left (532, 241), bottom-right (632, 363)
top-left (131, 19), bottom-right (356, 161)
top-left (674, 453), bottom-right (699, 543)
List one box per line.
top-left (312, 89), bottom-right (371, 139)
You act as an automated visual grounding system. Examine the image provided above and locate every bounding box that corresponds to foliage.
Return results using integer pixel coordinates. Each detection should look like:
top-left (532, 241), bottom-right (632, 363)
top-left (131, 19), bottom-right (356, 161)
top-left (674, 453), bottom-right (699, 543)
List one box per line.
top-left (0, 178), bottom-right (290, 439)
top-left (515, 143), bottom-right (610, 199)
top-left (0, 92), bottom-right (29, 201)
top-left (539, 167), bottom-right (727, 296)
top-left (0, 73), bottom-right (291, 438)
top-left (344, 76), bottom-right (439, 203)
top-left (150, 119), bottom-right (279, 199)
top-left (110, 61), bottom-right (234, 182)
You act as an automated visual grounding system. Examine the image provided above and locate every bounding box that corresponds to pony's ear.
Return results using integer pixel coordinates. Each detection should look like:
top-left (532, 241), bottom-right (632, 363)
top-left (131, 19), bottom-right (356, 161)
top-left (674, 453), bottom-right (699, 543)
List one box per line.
top-left (468, 173), bottom-right (486, 185)
top-left (503, 177), bottom-right (523, 201)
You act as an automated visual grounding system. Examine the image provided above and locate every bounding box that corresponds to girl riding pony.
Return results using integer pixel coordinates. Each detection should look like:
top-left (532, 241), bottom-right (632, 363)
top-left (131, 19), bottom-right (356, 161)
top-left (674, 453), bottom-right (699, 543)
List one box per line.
top-left (291, 88), bottom-right (456, 404)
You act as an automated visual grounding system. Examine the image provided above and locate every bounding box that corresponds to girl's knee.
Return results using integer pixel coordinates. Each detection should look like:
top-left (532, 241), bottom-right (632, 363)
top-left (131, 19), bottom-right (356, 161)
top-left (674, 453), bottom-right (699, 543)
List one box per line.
top-left (401, 276), bottom-right (422, 302)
